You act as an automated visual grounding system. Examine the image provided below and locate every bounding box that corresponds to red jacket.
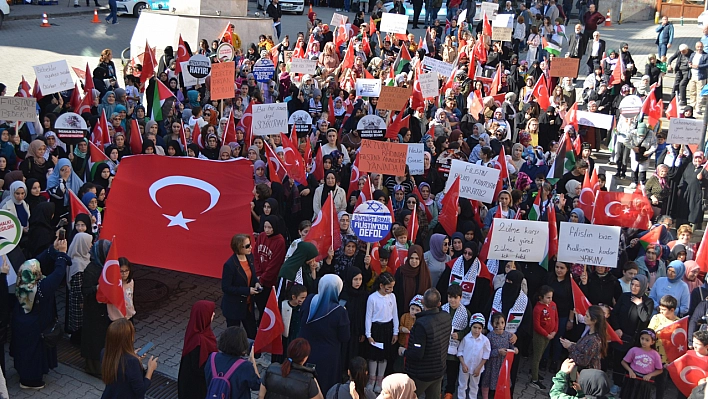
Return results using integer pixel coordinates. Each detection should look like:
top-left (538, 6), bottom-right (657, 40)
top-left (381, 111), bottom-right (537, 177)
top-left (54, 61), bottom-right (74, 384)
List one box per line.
top-left (254, 232), bottom-right (286, 288)
top-left (533, 301), bottom-right (559, 337)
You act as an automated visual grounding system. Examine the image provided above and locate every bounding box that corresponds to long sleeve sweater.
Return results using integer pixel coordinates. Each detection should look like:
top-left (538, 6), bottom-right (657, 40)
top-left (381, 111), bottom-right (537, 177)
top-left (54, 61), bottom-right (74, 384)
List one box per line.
top-left (533, 301), bottom-right (559, 337)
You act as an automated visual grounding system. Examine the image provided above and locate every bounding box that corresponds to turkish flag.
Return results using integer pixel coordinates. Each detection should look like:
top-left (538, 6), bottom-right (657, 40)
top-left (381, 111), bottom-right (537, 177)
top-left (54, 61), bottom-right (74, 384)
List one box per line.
top-left (69, 83), bottom-right (81, 112)
top-left (467, 90), bottom-right (484, 118)
top-left (313, 145), bottom-right (325, 182)
top-left (253, 289), bottom-right (284, 355)
top-left (667, 351), bottom-right (708, 396)
top-left (100, 156), bottom-right (254, 278)
top-left (92, 110), bottom-right (112, 148)
top-left (641, 85), bottom-right (663, 127)
top-left (129, 119), bottom-right (143, 155)
top-left (493, 146), bottom-right (510, 199)
top-left (96, 240), bottom-right (127, 317)
top-left (236, 103), bottom-right (254, 149)
top-left (304, 193), bottom-right (342, 261)
top-left (592, 191), bottom-right (652, 229)
top-left (341, 41), bottom-right (355, 70)
top-left (83, 63), bottom-right (94, 94)
top-left (265, 145), bottom-right (285, 184)
top-left (609, 55), bottom-right (625, 86)
top-left (369, 242), bottom-right (382, 274)
top-left (362, 32), bottom-right (371, 57)
top-left (139, 40), bottom-right (157, 84)
top-left (369, 16), bottom-right (376, 35)
top-left (478, 208), bottom-right (501, 263)
top-left (694, 228), bottom-right (708, 273)
top-left (388, 246), bottom-right (403, 275)
top-left (571, 276), bottom-right (622, 343)
top-left (179, 122), bottom-right (188, 150)
top-left (407, 204), bottom-right (419, 243)
top-left (495, 350), bottom-right (515, 399)
top-left (657, 317), bottom-right (689, 363)
top-left (532, 74), bottom-right (551, 110)
top-left (563, 102), bottom-right (579, 132)
top-left (490, 63), bottom-right (502, 96)
top-left (222, 110), bottom-right (237, 146)
top-left (16, 76), bottom-right (31, 98)
top-left (483, 13), bottom-right (493, 37)
top-left (547, 203), bottom-right (558, 260)
top-left (69, 189), bottom-right (90, 225)
top-left (578, 166), bottom-right (597, 218)
top-left (175, 35), bottom-right (189, 74)
top-left (439, 176), bottom-right (460, 236)
top-left (280, 130), bottom-right (307, 184)
top-left (473, 37), bottom-right (487, 64)
top-left (328, 95), bottom-right (336, 126)
top-left (354, 176), bottom-right (373, 209)
top-left (347, 156), bottom-right (361, 199)
top-left (666, 96), bottom-right (679, 120)
top-left (75, 88), bottom-right (93, 115)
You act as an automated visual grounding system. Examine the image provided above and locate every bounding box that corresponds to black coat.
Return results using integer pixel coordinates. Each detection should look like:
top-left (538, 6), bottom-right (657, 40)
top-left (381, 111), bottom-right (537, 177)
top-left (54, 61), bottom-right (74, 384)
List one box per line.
top-left (81, 260), bottom-right (111, 362)
top-left (221, 254), bottom-right (258, 321)
top-left (404, 307), bottom-right (452, 381)
top-left (610, 292), bottom-right (654, 345)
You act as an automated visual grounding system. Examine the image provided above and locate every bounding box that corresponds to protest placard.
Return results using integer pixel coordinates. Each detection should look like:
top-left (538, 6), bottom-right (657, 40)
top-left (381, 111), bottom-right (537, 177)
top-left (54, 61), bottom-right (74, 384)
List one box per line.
top-left (380, 13), bottom-right (408, 34)
top-left (550, 57), bottom-right (580, 77)
top-left (289, 110), bottom-right (313, 136)
top-left (480, 2), bottom-right (498, 18)
top-left (419, 72), bottom-right (439, 98)
top-left (493, 13), bottom-right (514, 28)
top-left (209, 62), bottom-right (235, 101)
top-left (352, 200), bottom-right (392, 243)
top-left (577, 111), bottom-right (613, 130)
top-left (444, 159), bottom-right (500, 203)
top-left (377, 86), bottom-right (412, 110)
top-left (331, 12), bottom-right (348, 27)
top-left (32, 60), bottom-right (73, 95)
top-left (0, 97), bottom-right (37, 122)
top-left (406, 144), bottom-right (425, 175)
top-left (491, 27), bottom-right (512, 42)
top-left (488, 219), bottom-right (548, 262)
top-left (251, 103), bottom-right (288, 136)
top-left (355, 78), bottom-right (382, 97)
top-left (180, 62), bottom-right (198, 86)
top-left (423, 56), bottom-right (454, 78)
top-left (253, 58), bottom-right (275, 83)
top-left (557, 222), bottom-right (620, 267)
top-left (290, 58), bottom-right (318, 75)
top-left (186, 54), bottom-right (211, 78)
top-left (357, 139), bottom-right (408, 175)
top-left (667, 118), bottom-right (704, 145)
top-left (357, 115), bottom-right (387, 139)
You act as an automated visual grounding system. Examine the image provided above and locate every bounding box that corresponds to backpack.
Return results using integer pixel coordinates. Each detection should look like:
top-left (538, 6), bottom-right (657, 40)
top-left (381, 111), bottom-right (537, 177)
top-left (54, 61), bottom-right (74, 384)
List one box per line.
top-left (206, 353), bottom-right (246, 399)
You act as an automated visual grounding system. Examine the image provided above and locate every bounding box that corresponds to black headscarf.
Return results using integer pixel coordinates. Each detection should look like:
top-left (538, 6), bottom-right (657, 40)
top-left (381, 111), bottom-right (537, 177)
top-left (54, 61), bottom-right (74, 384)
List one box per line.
top-left (340, 266), bottom-right (366, 338)
top-left (27, 202), bottom-right (56, 258)
top-left (501, 270), bottom-right (524, 315)
top-left (24, 178), bottom-right (44, 211)
top-left (320, 171), bottom-right (338, 206)
top-left (90, 239), bottom-right (112, 266)
top-left (92, 163), bottom-right (111, 189)
top-left (167, 140), bottom-right (184, 156)
top-left (577, 369), bottom-right (611, 399)
top-left (142, 141), bottom-right (157, 154)
top-left (187, 143), bottom-right (201, 158)
top-left (70, 213), bottom-right (94, 243)
top-left (260, 215), bottom-right (281, 237)
top-left (462, 241), bottom-right (478, 273)
top-left (261, 198), bottom-right (287, 239)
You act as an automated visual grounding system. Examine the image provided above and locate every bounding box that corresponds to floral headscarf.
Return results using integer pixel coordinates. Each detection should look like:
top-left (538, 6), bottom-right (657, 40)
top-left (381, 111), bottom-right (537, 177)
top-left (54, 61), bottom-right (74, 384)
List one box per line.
top-left (17, 259), bottom-right (43, 313)
top-left (515, 172), bottom-right (532, 190)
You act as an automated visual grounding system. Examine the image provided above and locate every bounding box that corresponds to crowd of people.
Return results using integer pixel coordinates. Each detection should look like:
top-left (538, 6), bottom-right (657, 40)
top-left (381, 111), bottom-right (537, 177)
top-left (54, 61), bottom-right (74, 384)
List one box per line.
top-left (1, 0), bottom-right (708, 397)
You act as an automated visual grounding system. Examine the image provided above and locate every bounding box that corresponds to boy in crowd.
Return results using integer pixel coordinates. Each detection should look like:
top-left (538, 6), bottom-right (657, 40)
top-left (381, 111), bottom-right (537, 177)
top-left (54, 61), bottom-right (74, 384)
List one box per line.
top-left (442, 284), bottom-right (471, 399)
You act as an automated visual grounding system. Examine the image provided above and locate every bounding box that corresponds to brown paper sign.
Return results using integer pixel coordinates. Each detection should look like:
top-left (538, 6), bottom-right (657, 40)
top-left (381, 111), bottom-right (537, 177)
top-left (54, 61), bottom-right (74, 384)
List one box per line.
top-left (376, 86), bottom-right (412, 111)
top-left (550, 57), bottom-right (580, 78)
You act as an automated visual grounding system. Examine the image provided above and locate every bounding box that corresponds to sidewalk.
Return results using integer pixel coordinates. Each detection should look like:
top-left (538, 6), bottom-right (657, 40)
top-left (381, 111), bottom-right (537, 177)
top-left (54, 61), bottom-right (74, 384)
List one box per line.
top-left (5, 2), bottom-right (109, 20)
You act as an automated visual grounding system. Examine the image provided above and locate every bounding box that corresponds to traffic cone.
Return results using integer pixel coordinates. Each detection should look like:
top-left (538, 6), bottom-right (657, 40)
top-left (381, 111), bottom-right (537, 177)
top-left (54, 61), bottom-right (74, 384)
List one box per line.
top-left (40, 13), bottom-right (50, 27)
top-left (605, 9), bottom-right (611, 26)
top-left (91, 9), bottom-right (100, 23)
top-left (309, 4), bottom-right (312, 13)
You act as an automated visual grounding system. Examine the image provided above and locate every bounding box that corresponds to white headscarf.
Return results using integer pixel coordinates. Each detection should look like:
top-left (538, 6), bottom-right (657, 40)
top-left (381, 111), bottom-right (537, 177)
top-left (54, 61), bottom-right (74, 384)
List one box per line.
top-left (67, 232), bottom-right (92, 283)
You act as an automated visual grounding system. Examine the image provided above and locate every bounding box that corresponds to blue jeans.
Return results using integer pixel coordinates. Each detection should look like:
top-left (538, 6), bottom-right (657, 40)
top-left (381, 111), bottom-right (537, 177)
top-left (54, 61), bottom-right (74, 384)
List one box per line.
top-left (446, 7), bottom-right (458, 22)
top-left (274, 22), bottom-right (281, 39)
top-left (106, 0), bottom-right (117, 23)
top-left (344, 0), bottom-right (350, 11)
top-left (658, 43), bottom-right (668, 58)
top-left (426, 6), bottom-right (440, 26)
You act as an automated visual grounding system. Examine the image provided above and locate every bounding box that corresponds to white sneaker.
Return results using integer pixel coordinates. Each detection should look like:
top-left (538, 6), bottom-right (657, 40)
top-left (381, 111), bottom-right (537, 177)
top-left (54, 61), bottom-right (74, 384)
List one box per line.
top-left (629, 182), bottom-right (637, 189)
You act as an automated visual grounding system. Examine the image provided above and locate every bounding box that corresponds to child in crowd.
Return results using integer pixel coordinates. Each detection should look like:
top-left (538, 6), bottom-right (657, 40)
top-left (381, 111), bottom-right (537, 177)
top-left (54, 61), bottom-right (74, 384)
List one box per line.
top-left (620, 329), bottom-right (663, 398)
top-left (396, 294), bottom-right (422, 372)
top-left (366, 247), bottom-right (390, 291)
top-left (648, 295), bottom-right (680, 399)
top-left (365, 272), bottom-right (398, 394)
top-left (443, 284), bottom-right (472, 399)
top-left (457, 313), bottom-right (491, 399)
top-left (481, 313), bottom-right (519, 399)
top-left (278, 284), bottom-right (308, 362)
top-left (598, 173), bottom-right (607, 191)
top-left (384, 226), bottom-right (412, 254)
top-left (531, 285), bottom-right (558, 390)
top-left (618, 262), bottom-right (639, 293)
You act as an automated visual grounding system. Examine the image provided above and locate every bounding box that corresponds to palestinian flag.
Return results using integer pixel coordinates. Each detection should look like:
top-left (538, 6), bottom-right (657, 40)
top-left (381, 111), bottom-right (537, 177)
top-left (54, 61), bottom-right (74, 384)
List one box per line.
top-left (88, 141), bottom-right (110, 180)
top-left (395, 45), bottom-right (412, 75)
top-left (543, 35), bottom-right (562, 56)
top-left (639, 226), bottom-right (662, 251)
top-left (527, 191), bottom-right (542, 221)
top-left (547, 132), bottom-right (575, 181)
top-left (540, 204), bottom-right (558, 270)
top-left (148, 79), bottom-right (176, 122)
top-left (507, 312), bottom-right (524, 328)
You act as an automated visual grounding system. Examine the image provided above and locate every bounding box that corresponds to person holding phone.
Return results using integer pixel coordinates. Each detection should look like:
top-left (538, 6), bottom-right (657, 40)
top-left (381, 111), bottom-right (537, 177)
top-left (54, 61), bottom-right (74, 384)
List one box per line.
top-left (222, 234), bottom-right (261, 338)
top-left (100, 318), bottom-right (158, 399)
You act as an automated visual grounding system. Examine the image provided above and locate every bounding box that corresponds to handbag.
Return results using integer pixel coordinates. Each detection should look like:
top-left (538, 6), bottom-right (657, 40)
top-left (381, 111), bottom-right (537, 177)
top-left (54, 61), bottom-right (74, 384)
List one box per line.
top-left (41, 318), bottom-right (64, 348)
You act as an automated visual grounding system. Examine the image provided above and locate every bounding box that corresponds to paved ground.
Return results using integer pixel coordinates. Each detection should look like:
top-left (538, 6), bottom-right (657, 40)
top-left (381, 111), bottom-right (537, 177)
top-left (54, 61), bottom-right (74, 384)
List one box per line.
top-left (0, 4), bottom-right (704, 398)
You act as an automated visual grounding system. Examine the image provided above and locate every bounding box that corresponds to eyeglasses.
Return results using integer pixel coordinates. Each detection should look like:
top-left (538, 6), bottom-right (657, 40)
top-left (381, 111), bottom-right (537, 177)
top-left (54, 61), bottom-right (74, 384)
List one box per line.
top-left (442, 242), bottom-right (449, 246)
top-left (463, 251), bottom-right (474, 256)
top-left (406, 200), bottom-right (417, 204)
top-left (205, 113), bottom-right (211, 116)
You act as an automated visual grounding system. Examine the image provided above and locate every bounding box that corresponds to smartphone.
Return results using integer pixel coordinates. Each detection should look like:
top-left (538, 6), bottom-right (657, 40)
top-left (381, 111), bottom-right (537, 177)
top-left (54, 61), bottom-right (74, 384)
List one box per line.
top-left (137, 342), bottom-right (154, 357)
top-left (552, 194), bottom-right (561, 203)
top-left (256, 286), bottom-right (263, 292)
top-left (58, 228), bottom-right (66, 241)
top-left (247, 338), bottom-right (255, 352)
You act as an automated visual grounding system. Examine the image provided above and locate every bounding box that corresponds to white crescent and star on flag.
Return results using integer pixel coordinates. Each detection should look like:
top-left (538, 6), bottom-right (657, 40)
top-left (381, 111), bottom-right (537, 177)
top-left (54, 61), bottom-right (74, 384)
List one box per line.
top-left (148, 176), bottom-right (221, 230)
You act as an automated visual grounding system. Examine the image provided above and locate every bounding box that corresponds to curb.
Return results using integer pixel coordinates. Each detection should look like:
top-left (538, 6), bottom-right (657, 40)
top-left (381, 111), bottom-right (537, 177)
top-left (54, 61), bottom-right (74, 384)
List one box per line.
top-left (6, 7), bottom-right (108, 21)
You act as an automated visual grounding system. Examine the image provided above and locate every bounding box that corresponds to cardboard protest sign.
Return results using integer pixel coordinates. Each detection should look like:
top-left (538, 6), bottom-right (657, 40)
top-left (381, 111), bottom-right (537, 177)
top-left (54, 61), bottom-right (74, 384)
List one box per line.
top-left (492, 27), bottom-right (512, 42)
top-left (0, 97), bottom-right (37, 122)
top-left (423, 56), bottom-right (454, 78)
top-left (557, 222), bottom-right (620, 267)
top-left (32, 60), bottom-right (73, 95)
top-left (444, 159), bottom-right (500, 203)
top-left (667, 118), bottom-right (703, 145)
top-left (356, 115), bottom-right (387, 139)
top-left (419, 72), bottom-right (439, 98)
top-left (331, 12), bottom-right (348, 27)
top-left (376, 86), bottom-right (412, 111)
top-left (180, 62), bottom-right (198, 86)
top-left (577, 111), bottom-right (613, 130)
top-left (357, 139), bottom-right (408, 175)
top-left (493, 13), bottom-right (514, 28)
top-left (488, 219), bottom-right (548, 262)
top-left (251, 103), bottom-right (288, 136)
top-left (355, 78), bottom-right (382, 97)
top-left (480, 2), bottom-right (498, 18)
top-left (380, 13), bottom-right (408, 34)
top-left (290, 58), bottom-right (318, 75)
top-left (406, 144), bottom-right (425, 175)
top-left (550, 57), bottom-right (580, 78)
top-left (209, 61), bottom-right (235, 101)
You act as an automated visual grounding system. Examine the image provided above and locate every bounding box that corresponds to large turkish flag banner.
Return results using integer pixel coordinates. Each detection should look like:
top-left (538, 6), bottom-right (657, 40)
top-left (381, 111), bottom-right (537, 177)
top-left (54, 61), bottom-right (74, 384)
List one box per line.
top-left (100, 155), bottom-right (254, 278)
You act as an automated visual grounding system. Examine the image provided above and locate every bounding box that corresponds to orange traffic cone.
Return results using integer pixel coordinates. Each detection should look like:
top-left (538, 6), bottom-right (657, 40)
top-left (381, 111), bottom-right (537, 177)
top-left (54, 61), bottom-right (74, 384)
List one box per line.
top-left (605, 9), bottom-right (611, 26)
top-left (40, 13), bottom-right (50, 27)
top-left (91, 9), bottom-right (100, 23)
top-left (309, 4), bottom-right (312, 13)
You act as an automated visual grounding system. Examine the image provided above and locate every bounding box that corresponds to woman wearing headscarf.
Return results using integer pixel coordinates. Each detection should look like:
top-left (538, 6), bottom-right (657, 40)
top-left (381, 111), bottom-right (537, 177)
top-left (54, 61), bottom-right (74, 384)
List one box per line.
top-left (538, 106), bottom-right (561, 150)
top-left (78, 240), bottom-right (112, 377)
top-left (253, 160), bottom-right (270, 186)
top-left (550, 360), bottom-right (611, 399)
top-left (298, 274), bottom-right (351, 394)
top-left (340, 267), bottom-right (368, 373)
top-left (71, 138), bottom-right (89, 178)
top-left (92, 163), bottom-right (112, 194)
top-left (483, 270), bottom-right (532, 394)
top-left (44, 132), bottom-right (68, 160)
top-left (277, 241), bottom-right (321, 300)
top-left (11, 240), bottom-right (69, 389)
top-left (649, 260), bottom-right (690, 316)
top-left (253, 215), bottom-right (286, 312)
top-left (46, 158), bottom-right (84, 222)
top-left (313, 170), bottom-right (347, 216)
top-left (645, 163), bottom-right (671, 217)
top-left (0, 180), bottom-right (30, 232)
top-left (166, 141), bottom-right (184, 157)
top-left (657, 143), bottom-right (691, 217)
top-left (24, 178), bottom-right (45, 212)
top-left (26, 202), bottom-right (55, 259)
top-left (98, 91), bottom-right (117, 118)
top-left (437, 240), bottom-right (486, 309)
top-left (425, 234), bottom-right (451, 287)
top-left (393, 245), bottom-right (432, 318)
top-left (178, 300), bottom-right (218, 399)
top-left (200, 132), bottom-right (220, 160)
top-left (414, 155), bottom-right (444, 196)
top-left (609, 274), bottom-right (653, 387)
top-left (66, 232), bottom-right (92, 345)
top-left (569, 208), bottom-right (585, 223)
top-left (430, 108), bottom-right (452, 138)
top-left (21, 140), bottom-right (55, 190)
top-left (682, 260), bottom-right (703, 292)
